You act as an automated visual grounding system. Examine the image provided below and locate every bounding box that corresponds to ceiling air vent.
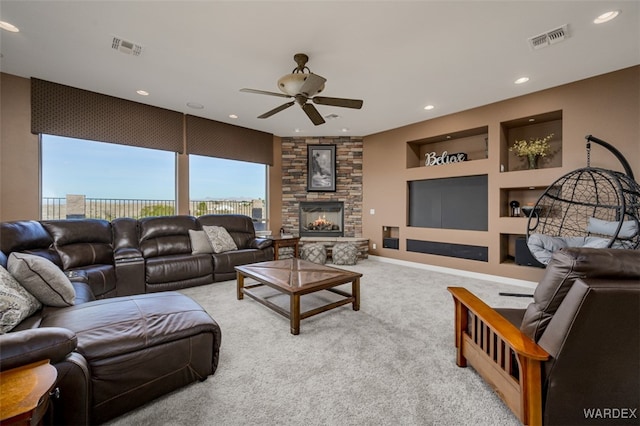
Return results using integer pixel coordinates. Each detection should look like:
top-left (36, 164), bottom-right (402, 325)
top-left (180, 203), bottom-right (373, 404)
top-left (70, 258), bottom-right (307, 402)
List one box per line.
top-left (527, 24), bottom-right (569, 50)
top-left (111, 36), bottom-right (143, 56)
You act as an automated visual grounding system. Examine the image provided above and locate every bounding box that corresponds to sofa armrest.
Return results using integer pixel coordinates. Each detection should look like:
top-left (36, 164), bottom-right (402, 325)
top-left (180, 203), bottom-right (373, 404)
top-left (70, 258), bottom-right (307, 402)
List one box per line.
top-left (249, 237), bottom-right (273, 250)
top-left (447, 287), bottom-right (548, 426)
top-left (114, 247), bottom-right (143, 262)
top-left (114, 257), bottom-right (146, 296)
top-left (0, 327), bottom-right (77, 371)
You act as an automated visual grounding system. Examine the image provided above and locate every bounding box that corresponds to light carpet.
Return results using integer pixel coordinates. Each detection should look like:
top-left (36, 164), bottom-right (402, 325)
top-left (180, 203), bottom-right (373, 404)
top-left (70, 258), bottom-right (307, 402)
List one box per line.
top-left (106, 259), bottom-right (534, 426)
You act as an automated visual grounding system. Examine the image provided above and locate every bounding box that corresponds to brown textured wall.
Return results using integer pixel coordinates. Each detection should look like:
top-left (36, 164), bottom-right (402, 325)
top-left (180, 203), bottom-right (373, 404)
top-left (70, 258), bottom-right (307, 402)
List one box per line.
top-left (31, 78), bottom-right (184, 153)
top-left (1, 73), bottom-right (39, 221)
top-left (268, 136), bottom-right (283, 233)
top-left (280, 136), bottom-right (363, 237)
top-left (362, 66), bottom-right (640, 281)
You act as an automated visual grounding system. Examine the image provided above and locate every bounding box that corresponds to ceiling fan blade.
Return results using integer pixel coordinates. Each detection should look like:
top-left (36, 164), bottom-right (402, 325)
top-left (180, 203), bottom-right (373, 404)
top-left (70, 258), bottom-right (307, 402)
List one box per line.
top-left (240, 88), bottom-right (291, 99)
top-left (312, 96), bottom-right (363, 109)
top-left (302, 103), bottom-right (325, 125)
top-left (257, 101), bottom-right (295, 119)
top-left (299, 73), bottom-right (327, 96)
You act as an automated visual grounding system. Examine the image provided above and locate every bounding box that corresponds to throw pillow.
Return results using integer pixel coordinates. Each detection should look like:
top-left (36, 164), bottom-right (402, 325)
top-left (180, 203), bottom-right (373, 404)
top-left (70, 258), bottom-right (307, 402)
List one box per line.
top-left (189, 229), bottom-right (213, 254)
top-left (587, 217), bottom-right (639, 239)
top-left (8, 252), bottom-right (75, 307)
top-left (0, 265), bottom-right (42, 333)
top-left (203, 226), bottom-right (238, 253)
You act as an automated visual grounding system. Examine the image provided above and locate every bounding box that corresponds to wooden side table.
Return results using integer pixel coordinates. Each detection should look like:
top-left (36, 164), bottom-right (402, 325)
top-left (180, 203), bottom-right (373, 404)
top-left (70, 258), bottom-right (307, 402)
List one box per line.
top-left (269, 236), bottom-right (300, 260)
top-left (0, 360), bottom-right (57, 426)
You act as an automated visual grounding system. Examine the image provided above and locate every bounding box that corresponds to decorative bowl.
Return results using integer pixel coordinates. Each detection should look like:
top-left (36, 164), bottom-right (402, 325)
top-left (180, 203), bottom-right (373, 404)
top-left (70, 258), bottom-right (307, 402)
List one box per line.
top-left (521, 206), bottom-right (542, 217)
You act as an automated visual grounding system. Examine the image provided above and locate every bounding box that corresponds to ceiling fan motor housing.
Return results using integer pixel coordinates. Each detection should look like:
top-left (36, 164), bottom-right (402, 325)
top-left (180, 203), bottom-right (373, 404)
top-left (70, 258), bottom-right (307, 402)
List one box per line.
top-left (278, 74), bottom-right (325, 97)
top-left (241, 53), bottom-right (362, 125)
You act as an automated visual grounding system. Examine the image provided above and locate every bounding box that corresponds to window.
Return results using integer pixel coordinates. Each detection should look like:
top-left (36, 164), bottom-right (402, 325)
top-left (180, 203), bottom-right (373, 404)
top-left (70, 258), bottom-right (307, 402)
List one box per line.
top-left (41, 135), bottom-right (176, 220)
top-left (189, 155), bottom-right (267, 231)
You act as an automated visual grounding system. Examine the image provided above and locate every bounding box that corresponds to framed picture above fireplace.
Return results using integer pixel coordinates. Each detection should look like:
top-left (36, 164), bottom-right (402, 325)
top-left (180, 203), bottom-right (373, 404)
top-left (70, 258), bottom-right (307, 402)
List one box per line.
top-left (307, 144), bottom-right (336, 192)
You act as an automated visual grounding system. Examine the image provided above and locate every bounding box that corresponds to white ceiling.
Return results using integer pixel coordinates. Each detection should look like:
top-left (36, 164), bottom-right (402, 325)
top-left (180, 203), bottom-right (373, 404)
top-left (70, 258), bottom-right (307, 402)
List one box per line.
top-left (1, 1), bottom-right (638, 138)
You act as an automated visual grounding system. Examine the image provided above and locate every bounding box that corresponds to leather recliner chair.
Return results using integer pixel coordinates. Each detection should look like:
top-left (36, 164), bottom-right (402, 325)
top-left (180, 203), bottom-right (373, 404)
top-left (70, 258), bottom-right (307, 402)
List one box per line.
top-left (137, 215), bottom-right (215, 292)
top-left (448, 247), bottom-right (640, 425)
top-left (198, 213), bottom-right (275, 281)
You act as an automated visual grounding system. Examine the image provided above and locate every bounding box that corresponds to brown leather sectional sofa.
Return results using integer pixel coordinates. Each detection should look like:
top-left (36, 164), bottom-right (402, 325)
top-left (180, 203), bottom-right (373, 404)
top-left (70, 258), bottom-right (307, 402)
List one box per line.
top-left (0, 214), bottom-right (274, 424)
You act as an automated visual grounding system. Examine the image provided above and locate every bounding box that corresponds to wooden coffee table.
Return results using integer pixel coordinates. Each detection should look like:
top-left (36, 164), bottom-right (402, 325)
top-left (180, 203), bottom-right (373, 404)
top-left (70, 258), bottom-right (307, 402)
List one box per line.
top-left (235, 258), bottom-right (362, 335)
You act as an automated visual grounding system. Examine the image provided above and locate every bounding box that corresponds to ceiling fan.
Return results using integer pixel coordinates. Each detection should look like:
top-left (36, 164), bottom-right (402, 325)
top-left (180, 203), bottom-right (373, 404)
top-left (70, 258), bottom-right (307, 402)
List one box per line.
top-left (240, 53), bottom-right (363, 126)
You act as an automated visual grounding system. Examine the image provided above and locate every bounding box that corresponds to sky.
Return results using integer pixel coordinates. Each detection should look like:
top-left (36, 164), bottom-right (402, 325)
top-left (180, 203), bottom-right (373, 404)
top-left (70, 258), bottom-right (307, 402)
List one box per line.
top-left (41, 135), bottom-right (266, 200)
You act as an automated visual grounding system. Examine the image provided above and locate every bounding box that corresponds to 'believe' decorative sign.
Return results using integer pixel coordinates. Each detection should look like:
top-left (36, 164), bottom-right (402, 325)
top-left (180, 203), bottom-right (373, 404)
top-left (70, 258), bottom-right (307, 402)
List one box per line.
top-left (425, 151), bottom-right (468, 167)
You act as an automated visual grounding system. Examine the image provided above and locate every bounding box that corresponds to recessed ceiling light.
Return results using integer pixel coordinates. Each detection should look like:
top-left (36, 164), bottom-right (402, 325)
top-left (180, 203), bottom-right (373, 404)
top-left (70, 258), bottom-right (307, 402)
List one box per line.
top-left (294, 128), bottom-right (302, 133)
top-left (594, 10), bottom-right (620, 24)
top-left (186, 102), bottom-right (204, 109)
top-left (424, 105), bottom-right (435, 110)
top-left (514, 77), bottom-right (530, 84)
top-left (341, 128), bottom-right (349, 132)
top-left (0, 21), bottom-right (19, 33)
top-left (229, 114), bottom-right (238, 119)
top-left (529, 118), bottom-right (535, 122)
top-left (136, 90), bottom-right (149, 96)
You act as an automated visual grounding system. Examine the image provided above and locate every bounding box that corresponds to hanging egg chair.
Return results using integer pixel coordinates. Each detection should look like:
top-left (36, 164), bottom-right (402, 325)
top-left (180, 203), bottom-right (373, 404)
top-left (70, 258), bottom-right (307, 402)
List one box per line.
top-left (526, 135), bottom-right (640, 265)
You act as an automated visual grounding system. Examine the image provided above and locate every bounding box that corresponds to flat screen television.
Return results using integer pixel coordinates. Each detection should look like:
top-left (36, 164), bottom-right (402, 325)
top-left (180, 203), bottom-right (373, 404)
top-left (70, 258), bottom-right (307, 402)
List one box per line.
top-left (408, 174), bottom-right (488, 231)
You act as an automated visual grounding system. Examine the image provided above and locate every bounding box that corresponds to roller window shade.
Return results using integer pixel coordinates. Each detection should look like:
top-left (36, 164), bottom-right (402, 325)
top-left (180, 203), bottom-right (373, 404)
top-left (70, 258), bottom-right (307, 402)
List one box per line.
top-left (186, 114), bottom-right (273, 165)
top-left (31, 78), bottom-right (183, 153)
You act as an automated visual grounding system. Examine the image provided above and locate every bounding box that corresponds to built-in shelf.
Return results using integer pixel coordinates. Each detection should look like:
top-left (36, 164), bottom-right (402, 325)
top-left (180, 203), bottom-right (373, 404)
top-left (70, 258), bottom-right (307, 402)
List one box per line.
top-left (499, 233), bottom-right (545, 268)
top-left (397, 112), bottom-right (564, 270)
top-left (499, 186), bottom-right (548, 218)
top-left (501, 110), bottom-right (563, 172)
top-left (500, 233), bottom-right (525, 264)
top-left (407, 126), bottom-right (488, 169)
top-left (382, 226), bottom-right (399, 249)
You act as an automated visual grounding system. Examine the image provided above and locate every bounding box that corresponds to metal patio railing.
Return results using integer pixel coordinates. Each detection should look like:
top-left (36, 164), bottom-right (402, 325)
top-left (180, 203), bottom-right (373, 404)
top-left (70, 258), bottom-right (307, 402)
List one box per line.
top-left (41, 197), bottom-right (266, 229)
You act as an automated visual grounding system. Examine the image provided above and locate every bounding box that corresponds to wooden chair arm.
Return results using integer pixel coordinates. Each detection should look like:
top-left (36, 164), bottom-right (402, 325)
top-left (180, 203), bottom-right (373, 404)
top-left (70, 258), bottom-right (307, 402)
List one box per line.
top-left (448, 287), bottom-right (549, 361)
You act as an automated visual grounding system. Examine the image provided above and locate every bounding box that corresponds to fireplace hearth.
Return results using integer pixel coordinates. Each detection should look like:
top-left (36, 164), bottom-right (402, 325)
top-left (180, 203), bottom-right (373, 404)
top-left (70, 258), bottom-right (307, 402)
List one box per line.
top-left (299, 201), bottom-right (344, 237)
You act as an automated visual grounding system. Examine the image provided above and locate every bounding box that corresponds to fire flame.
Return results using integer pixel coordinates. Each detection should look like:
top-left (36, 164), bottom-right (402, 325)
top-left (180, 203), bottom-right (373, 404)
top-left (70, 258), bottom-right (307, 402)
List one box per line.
top-left (312, 215), bottom-right (331, 227)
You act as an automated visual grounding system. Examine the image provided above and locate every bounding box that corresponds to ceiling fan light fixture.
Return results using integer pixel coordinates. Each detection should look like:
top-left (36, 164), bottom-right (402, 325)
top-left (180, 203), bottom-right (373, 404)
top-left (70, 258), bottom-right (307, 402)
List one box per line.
top-left (242, 53), bottom-right (362, 126)
top-left (277, 73), bottom-right (325, 96)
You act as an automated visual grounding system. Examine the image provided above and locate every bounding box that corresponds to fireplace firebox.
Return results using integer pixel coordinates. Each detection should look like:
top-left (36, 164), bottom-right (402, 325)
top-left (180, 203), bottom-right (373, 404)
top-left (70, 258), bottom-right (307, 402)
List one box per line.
top-left (299, 201), bottom-right (344, 237)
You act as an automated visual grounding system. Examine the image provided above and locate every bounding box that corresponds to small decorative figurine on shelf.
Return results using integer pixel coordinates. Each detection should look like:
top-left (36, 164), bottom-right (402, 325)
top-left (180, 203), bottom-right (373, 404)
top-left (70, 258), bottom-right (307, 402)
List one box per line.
top-left (510, 200), bottom-right (520, 217)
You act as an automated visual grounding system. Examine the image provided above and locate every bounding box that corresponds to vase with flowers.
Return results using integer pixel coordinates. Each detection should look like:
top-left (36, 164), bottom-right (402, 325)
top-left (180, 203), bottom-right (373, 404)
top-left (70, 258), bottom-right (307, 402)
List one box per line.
top-left (509, 133), bottom-right (554, 169)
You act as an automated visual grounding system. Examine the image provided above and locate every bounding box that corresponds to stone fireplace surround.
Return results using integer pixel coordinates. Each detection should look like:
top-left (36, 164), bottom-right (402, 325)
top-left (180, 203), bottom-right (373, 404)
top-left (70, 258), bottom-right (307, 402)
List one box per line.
top-left (280, 137), bottom-right (363, 238)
